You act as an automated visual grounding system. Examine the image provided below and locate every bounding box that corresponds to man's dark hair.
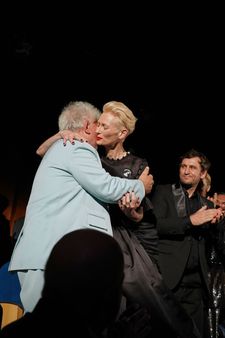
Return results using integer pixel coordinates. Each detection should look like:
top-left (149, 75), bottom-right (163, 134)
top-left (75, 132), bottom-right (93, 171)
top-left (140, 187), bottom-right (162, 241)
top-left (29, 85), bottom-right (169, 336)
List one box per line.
top-left (179, 149), bottom-right (211, 171)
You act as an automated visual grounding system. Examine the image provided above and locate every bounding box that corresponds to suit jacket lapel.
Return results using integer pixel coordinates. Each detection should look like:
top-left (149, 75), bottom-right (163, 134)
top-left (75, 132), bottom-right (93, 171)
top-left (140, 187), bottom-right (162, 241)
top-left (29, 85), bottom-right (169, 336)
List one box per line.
top-left (172, 183), bottom-right (187, 217)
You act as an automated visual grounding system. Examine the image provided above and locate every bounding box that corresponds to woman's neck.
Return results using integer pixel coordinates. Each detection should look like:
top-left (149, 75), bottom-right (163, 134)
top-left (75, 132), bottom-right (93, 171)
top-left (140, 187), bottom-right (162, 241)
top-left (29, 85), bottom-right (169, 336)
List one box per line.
top-left (105, 145), bottom-right (128, 160)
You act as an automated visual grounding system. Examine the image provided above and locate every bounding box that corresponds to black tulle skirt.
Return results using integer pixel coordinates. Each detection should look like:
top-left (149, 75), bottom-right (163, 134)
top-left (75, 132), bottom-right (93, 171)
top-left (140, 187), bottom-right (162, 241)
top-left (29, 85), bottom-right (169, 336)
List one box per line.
top-left (113, 226), bottom-right (200, 338)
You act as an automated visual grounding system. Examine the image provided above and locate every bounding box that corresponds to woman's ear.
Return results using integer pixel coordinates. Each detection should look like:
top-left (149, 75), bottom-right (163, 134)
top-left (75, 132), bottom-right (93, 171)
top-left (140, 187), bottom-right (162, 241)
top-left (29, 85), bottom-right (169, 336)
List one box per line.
top-left (119, 129), bottom-right (128, 139)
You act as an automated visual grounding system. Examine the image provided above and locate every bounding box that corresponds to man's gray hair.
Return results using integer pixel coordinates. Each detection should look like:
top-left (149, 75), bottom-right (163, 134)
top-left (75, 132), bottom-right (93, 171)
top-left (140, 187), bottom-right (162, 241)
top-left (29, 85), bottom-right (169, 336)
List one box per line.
top-left (58, 101), bottom-right (101, 131)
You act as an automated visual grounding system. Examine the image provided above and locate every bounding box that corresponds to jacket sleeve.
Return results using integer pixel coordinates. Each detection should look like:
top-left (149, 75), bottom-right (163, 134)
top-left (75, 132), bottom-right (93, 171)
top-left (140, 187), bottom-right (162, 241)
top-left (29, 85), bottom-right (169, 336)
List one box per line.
top-left (67, 143), bottom-right (145, 204)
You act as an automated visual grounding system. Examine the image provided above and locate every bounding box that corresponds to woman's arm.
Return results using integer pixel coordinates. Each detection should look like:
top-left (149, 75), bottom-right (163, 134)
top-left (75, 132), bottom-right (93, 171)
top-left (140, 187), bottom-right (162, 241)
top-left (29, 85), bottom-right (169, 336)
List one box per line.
top-left (36, 132), bottom-right (62, 157)
top-left (36, 130), bottom-right (76, 157)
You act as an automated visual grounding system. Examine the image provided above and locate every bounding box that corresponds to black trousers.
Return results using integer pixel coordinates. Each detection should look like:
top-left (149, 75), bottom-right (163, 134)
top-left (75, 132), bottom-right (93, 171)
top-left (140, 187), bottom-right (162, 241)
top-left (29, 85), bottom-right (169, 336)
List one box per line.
top-left (173, 280), bottom-right (210, 338)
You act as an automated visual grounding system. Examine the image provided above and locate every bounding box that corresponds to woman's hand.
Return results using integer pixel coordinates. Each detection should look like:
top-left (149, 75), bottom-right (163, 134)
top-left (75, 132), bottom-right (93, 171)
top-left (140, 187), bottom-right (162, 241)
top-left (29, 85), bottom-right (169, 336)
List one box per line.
top-left (59, 130), bottom-right (76, 146)
top-left (36, 130), bottom-right (76, 157)
top-left (118, 192), bottom-right (144, 222)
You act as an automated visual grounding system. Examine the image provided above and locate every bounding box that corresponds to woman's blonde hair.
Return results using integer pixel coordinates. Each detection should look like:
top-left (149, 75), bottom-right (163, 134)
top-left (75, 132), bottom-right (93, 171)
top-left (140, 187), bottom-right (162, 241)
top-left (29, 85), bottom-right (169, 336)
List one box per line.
top-left (201, 173), bottom-right (211, 197)
top-left (103, 101), bottom-right (137, 135)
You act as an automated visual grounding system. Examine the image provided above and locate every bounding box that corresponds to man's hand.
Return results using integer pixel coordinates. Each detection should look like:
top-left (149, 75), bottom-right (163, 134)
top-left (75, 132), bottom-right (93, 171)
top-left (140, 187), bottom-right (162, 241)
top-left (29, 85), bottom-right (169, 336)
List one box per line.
top-left (138, 167), bottom-right (154, 195)
top-left (190, 206), bottom-right (224, 226)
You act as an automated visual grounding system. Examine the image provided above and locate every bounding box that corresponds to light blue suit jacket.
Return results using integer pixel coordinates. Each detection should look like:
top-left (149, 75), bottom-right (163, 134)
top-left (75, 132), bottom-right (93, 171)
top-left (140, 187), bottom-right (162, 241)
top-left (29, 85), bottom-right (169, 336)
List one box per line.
top-left (9, 140), bottom-right (145, 271)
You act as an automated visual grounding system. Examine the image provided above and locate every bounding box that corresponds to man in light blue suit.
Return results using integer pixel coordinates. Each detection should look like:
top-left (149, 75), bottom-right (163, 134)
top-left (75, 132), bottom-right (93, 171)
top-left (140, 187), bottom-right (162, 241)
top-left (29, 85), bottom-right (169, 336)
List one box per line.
top-left (9, 101), bottom-right (152, 313)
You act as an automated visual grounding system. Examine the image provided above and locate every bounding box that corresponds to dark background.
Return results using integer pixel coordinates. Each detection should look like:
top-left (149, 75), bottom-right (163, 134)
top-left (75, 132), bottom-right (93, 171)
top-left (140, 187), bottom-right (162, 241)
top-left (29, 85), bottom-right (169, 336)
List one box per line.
top-left (1, 5), bottom-right (224, 222)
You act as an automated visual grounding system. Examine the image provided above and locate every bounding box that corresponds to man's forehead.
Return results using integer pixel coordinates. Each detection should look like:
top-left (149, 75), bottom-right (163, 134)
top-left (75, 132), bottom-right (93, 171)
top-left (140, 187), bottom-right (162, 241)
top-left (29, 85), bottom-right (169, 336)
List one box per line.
top-left (182, 157), bottom-right (201, 165)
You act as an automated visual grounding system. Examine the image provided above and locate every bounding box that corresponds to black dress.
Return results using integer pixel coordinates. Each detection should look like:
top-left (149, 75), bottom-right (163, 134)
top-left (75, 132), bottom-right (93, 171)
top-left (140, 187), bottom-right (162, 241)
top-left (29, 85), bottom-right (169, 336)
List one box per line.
top-left (101, 153), bottom-right (200, 338)
top-left (101, 153), bottom-right (158, 264)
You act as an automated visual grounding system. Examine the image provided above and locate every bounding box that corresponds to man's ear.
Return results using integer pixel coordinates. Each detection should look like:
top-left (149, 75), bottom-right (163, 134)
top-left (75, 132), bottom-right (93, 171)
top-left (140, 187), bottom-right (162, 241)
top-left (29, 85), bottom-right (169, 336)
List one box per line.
top-left (200, 170), bottom-right (207, 180)
top-left (84, 120), bottom-right (91, 135)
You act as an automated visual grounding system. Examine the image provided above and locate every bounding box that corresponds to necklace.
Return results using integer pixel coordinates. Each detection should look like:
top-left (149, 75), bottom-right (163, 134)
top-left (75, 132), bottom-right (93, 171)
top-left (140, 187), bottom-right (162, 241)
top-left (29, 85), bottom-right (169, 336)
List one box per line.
top-left (106, 151), bottom-right (130, 160)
